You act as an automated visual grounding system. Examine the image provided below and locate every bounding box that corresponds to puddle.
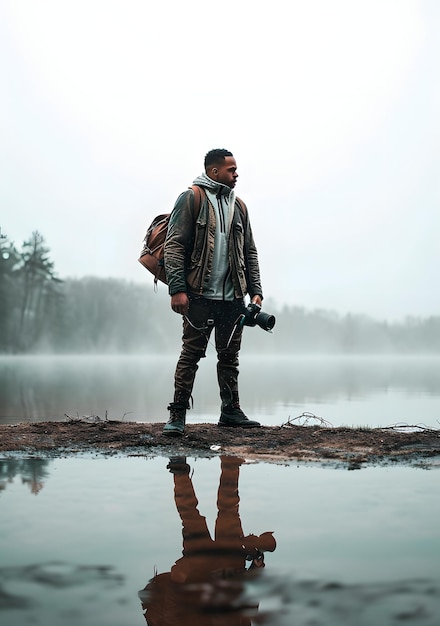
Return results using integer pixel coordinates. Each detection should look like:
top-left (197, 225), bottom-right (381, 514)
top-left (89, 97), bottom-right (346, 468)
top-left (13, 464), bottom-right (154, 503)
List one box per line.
top-left (0, 455), bottom-right (439, 625)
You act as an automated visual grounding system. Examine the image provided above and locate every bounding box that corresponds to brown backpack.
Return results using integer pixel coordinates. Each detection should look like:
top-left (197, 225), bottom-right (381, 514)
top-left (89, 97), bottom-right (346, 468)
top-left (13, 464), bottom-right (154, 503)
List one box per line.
top-left (138, 186), bottom-right (204, 287)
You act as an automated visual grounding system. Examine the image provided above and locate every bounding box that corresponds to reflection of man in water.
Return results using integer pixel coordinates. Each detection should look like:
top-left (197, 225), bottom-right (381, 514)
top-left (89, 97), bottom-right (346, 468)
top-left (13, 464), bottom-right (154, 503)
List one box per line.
top-left (139, 455), bottom-right (276, 626)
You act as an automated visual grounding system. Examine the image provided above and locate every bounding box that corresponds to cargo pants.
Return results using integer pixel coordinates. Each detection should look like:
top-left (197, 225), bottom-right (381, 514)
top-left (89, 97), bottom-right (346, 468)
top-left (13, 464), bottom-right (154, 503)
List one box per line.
top-left (173, 296), bottom-right (244, 408)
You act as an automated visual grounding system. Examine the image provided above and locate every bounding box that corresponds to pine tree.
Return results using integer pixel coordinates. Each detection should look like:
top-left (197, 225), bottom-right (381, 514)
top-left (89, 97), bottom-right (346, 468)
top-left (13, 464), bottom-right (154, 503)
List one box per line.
top-left (17, 231), bottom-right (62, 351)
top-left (0, 228), bottom-right (21, 352)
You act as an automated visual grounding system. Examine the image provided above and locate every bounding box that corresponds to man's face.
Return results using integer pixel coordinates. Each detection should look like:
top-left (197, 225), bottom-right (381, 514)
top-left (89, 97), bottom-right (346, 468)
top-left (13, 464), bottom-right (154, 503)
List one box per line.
top-left (212, 156), bottom-right (238, 188)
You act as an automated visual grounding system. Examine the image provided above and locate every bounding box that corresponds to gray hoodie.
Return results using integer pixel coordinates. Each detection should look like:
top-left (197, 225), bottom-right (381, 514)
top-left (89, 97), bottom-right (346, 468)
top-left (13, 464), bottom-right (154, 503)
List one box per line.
top-left (192, 173), bottom-right (235, 300)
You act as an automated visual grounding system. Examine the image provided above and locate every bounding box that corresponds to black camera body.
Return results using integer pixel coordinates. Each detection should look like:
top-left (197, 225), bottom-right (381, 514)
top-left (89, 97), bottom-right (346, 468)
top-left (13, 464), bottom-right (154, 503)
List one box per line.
top-left (240, 303), bottom-right (276, 332)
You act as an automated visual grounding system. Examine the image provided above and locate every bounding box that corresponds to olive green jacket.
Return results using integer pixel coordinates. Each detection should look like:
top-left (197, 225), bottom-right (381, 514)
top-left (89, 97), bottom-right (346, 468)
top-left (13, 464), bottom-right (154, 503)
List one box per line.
top-left (164, 186), bottom-right (263, 300)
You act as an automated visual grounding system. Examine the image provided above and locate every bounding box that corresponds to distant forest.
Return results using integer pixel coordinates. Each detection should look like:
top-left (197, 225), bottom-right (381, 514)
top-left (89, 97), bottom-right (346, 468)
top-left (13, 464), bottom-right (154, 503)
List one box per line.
top-left (1, 230), bottom-right (440, 354)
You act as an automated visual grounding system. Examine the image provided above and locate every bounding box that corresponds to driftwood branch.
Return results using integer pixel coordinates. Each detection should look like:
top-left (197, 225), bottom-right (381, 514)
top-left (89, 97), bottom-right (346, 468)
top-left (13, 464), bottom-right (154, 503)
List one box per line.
top-left (280, 412), bottom-right (333, 429)
top-left (64, 410), bottom-right (133, 423)
top-left (280, 412), bottom-right (439, 434)
top-left (378, 422), bottom-right (440, 434)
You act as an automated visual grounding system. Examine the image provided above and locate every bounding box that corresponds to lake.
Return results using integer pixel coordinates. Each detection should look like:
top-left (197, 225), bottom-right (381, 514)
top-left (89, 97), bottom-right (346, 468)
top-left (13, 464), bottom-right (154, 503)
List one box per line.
top-left (0, 455), bottom-right (439, 625)
top-left (1, 355), bottom-right (439, 624)
top-left (1, 354), bottom-right (439, 429)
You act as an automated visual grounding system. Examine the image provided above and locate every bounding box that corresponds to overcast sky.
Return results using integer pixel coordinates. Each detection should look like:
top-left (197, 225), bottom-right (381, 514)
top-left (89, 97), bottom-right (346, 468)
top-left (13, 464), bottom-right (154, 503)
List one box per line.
top-left (1, 0), bottom-right (439, 321)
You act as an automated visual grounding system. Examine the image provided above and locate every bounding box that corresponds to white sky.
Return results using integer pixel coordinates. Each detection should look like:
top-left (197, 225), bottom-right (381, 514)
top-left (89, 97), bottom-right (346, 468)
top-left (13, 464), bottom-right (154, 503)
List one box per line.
top-left (1, 0), bottom-right (439, 321)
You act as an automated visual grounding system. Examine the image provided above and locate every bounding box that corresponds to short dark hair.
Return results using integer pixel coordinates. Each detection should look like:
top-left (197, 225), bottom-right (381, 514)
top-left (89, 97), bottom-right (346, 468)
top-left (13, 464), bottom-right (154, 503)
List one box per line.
top-left (204, 148), bottom-right (233, 169)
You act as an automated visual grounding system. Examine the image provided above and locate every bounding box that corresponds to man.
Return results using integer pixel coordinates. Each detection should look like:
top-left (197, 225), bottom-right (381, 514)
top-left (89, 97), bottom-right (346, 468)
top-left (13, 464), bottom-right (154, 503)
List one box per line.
top-left (163, 149), bottom-right (264, 436)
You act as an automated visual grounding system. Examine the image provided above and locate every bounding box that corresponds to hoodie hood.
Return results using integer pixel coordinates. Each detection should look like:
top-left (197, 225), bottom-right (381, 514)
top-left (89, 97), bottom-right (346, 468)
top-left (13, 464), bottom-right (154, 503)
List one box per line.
top-left (192, 172), bottom-right (236, 211)
top-left (192, 172), bottom-right (231, 195)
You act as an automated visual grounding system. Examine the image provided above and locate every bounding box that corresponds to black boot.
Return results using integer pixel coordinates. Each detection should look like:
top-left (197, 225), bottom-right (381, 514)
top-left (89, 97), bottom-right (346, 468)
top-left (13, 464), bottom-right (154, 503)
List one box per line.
top-left (163, 403), bottom-right (186, 436)
top-left (167, 456), bottom-right (190, 474)
top-left (218, 403), bottom-right (261, 428)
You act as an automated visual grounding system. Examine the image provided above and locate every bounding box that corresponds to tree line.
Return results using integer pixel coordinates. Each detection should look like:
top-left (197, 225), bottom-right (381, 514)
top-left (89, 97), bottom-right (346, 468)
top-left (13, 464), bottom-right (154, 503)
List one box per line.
top-left (1, 230), bottom-right (439, 354)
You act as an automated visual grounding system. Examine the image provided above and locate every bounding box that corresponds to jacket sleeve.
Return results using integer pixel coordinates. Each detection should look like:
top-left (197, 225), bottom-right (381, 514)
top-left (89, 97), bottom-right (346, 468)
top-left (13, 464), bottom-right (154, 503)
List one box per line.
top-left (164, 190), bottom-right (195, 296)
top-left (242, 202), bottom-right (264, 300)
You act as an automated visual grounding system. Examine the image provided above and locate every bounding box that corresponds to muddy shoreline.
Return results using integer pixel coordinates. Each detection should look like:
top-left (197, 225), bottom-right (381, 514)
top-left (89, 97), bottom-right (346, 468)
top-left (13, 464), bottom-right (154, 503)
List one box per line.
top-left (1, 420), bottom-right (440, 468)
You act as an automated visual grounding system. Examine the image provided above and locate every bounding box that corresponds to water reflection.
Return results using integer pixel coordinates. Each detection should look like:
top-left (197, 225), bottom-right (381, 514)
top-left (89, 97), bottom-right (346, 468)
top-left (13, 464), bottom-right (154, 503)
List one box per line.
top-left (139, 456), bottom-right (276, 625)
top-left (1, 456), bottom-right (440, 625)
top-left (0, 562), bottom-right (124, 612)
top-left (0, 458), bottom-right (50, 495)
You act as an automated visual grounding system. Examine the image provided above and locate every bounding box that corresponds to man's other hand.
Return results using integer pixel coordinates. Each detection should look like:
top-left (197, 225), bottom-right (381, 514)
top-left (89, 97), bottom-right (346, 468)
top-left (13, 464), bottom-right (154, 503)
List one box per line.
top-left (171, 293), bottom-right (189, 315)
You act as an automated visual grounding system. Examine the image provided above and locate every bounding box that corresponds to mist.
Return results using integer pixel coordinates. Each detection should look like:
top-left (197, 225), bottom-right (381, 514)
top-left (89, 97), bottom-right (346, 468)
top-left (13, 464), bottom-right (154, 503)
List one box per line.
top-left (2, 233), bottom-right (439, 429)
top-left (1, 266), bottom-right (439, 355)
top-left (1, 1), bottom-right (439, 321)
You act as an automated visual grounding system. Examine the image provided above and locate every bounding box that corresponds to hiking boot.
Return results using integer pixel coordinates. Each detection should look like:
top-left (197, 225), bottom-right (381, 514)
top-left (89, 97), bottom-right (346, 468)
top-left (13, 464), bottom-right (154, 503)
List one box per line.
top-left (167, 456), bottom-right (190, 474)
top-left (218, 405), bottom-right (261, 428)
top-left (163, 403), bottom-right (186, 436)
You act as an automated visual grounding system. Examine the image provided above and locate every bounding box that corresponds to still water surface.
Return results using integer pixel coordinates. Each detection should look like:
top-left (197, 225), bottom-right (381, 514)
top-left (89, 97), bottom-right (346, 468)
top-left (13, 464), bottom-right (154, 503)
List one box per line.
top-left (0, 455), bottom-right (439, 625)
top-left (1, 354), bottom-right (439, 428)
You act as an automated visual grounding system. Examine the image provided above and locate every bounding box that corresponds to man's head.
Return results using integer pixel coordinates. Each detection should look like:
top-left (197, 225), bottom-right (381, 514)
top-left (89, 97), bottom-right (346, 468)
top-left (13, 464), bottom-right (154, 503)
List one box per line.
top-left (204, 148), bottom-right (238, 189)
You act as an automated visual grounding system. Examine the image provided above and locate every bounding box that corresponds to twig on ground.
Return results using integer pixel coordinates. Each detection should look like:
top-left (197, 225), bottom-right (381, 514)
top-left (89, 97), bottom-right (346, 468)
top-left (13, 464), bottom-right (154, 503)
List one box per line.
top-left (64, 413), bottom-right (105, 423)
top-left (379, 422), bottom-right (440, 433)
top-left (64, 411), bottom-right (133, 423)
top-left (280, 412), bottom-right (333, 429)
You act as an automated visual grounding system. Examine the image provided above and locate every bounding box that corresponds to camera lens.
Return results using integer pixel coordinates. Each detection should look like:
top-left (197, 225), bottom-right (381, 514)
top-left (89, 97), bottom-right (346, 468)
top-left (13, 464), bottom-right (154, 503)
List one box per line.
top-left (257, 312), bottom-right (276, 331)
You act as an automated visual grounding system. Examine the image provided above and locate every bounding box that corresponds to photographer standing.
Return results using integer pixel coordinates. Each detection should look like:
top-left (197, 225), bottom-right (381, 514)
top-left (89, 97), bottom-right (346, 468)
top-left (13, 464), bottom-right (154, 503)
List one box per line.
top-left (163, 149), bottom-right (264, 436)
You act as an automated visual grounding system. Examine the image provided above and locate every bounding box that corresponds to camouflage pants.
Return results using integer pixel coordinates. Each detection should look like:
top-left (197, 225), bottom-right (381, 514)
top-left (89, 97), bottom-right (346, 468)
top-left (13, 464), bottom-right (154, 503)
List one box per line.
top-left (173, 296), bottom-right (244, 408)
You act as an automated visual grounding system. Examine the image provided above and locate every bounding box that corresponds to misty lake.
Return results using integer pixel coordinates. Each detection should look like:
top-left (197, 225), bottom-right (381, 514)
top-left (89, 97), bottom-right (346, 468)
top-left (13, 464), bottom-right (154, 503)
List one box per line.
top-left (0, 354), bottom-right (439, 429)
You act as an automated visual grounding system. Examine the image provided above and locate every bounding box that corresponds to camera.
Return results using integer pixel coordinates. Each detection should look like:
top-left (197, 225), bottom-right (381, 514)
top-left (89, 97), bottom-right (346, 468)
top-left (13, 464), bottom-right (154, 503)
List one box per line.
top-left (240, 303), bottom-right (276, 332)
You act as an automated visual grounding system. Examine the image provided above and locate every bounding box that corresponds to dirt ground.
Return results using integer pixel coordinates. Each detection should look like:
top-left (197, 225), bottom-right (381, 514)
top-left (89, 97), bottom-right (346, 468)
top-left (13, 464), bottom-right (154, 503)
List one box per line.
top-left (1, 417), bottom-right (440, 468)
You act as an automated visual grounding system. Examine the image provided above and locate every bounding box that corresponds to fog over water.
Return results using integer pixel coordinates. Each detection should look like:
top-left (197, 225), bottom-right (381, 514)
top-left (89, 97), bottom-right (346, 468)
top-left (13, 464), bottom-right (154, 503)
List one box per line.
top-left (1, 354), bottom-right (439, 429)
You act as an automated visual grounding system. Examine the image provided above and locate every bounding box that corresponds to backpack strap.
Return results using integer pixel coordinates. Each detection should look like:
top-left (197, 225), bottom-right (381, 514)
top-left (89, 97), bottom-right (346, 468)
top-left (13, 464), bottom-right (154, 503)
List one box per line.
top-left (190, 185), bottom-right (246, 224)
top-left (190, 185), bottom-right (246, 218)
top-left (190, 185), bottom-right (204, 218)
top-left (235, 196), bottom-right (247, 218)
